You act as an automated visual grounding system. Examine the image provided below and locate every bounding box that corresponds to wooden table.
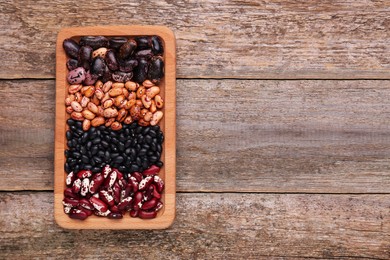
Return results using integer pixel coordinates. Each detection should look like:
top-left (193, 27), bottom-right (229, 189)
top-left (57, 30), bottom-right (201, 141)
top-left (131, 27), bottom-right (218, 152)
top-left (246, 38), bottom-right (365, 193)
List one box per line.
top-left (1, 1), bottom-right (389, 258)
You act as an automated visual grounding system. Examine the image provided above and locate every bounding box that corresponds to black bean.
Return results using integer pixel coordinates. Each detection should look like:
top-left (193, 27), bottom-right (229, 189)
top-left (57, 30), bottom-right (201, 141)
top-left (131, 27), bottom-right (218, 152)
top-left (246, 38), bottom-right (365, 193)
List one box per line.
top-left (81, 155), bottom-right (89, 164)
top-left (130, 164), bottom-right (139, 172)
top-left (111, 163), bottom-right (119, 168)
top-left (65, 149), bottom-right (70, 157)
top-left (148, 129), bottom-right (157, 137)
top-left (93, 156), bottom-right (102, 164)
top-left (101, 140), bottom-right (109, 148)
top-left (89, 131), bottom-right (98, 140)
top-left (80, 146), bottom-right (87, 155)
top-left (92, 167), bottom-right (101, 173)
top-left (157, 144), bottom-right (162, 153)
top-left (136, 157), bottom-right (142, 166)
top-left (156, 161), bottom-right (164, 168)
top-left (97, 150), bottom-right (105, 158)
top-left (73, 151), bottom-right (81, 159)
top-left (110, 153), bottom-right (120, 159)
top-left (158, 134), bottom-right (164, 143)
top-left (65, 163), bottom-right (70, 173)
top-left (92, 137), bottom-right (101, 145)
top-left (65, 122), bottom-right (164, 175)
top-left (76, 128), bottom-right (84, 137)
top-left (137, 135), bottom-right (144, 144)
top-left (67, 119), bottom-right (75, 126)
top-left (142, 160), bottom-right (149, 170)
top-left (91, 145), bottom-right (99, 155)
top-left (88, 127), bottom-right (96, 134)
top-left (111, 146), bottom-right (119, 153)
top-left (81, 132), bottom-right (89, 143)
top-left (119, 165), bottom-right (127, 173)
top-left (111, 138), bottom-right (119, 145)
top-left (83, 164), bottom-right (92, 170)
top-left (144, 135), bottom-right (152, 144)
top-left (105, 151), bottom-right (111, 162)
top-left (130, 148), bottom-right (136, 158)
top-left (66, 131), bottom-right (72, 140)
top-left (118, 142), bottom-right (125, 152)
top-left (125, 140), bottom-right (132, 148)
top-left (73, 165), bottom-right (80, 174)
top-left (67, 140), bottom-right (73, 148)
top-left (139, 148), bottom-right (147, 156)
top-left (149, 156), bottom-right (158, 163)
top-left (113, 156), bottom-right (124, 164)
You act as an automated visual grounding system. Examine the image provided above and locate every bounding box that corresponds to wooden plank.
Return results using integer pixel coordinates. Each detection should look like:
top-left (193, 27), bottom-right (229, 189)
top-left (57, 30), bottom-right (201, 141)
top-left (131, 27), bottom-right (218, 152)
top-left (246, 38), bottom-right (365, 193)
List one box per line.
top-left (1, 1), bottom-right (390, 79)
top-left (0, 192), bottom-right (389, 258)
top-left (1, 79), bottom-right (390, 193)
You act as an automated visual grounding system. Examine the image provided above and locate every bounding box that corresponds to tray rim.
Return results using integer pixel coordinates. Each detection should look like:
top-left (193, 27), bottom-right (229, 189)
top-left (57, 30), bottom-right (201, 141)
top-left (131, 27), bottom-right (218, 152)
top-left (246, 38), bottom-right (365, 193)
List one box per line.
top-left (54, 25), bottom-right (176, 229)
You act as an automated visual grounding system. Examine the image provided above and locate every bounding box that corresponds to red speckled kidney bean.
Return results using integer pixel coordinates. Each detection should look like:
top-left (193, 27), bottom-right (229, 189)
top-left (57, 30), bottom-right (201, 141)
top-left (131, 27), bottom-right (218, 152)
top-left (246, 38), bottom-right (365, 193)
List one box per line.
top-left (99, 190), bottom-right (115, 207)
top-left (69, 208), bottom-right (88, 220)
top-left (89, 196), bottom-right (108, 213)
top-left (142, 165), bottom-right (160, 176)
top-left (108, 212), bottom-right (123, 219)
top-left (89, 172), bottom-right (104, 194)
top-left (131, 172), bottom-right (143, 183)
top-left (63, 197), bottom-right (79, 208)
top-left (141, 197), bottom-right (158, 210)
top-left (72, 179), bottom-right (82, 194)
top-left (130, 210), bottom-right (139, 218)
top-left (64, 187), bottom-right (79, 199)
top-left (153, 175), bottom-right (164, 193)
top-left (79, 198), bottom-right (94, 211)
top-left (117, 197), bottom-right (132, 211)
top-left (77, 169), bottom-right (92, 178)
top-left (80, 178), bottom-right (90, 197)
top-left (63, 165), bottom-right (164, 220)
top-left (138, 176), bottom-right (153, 191)
top-left (138, 210), bottom-right (157, 219)
top-left (66, 171), bottom-right (76, 186)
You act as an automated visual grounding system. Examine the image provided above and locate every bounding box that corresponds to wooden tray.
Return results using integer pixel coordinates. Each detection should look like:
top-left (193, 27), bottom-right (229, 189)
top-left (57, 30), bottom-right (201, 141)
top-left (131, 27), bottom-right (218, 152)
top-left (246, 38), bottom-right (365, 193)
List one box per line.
top-left (54, 26), bottom-right (176, 229)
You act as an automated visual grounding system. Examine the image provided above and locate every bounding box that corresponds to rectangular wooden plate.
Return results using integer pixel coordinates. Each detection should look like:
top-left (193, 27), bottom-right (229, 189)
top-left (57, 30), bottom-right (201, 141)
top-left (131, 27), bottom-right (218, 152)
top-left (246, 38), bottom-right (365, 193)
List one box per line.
top-left (54, 26), bottom-right (176, 229)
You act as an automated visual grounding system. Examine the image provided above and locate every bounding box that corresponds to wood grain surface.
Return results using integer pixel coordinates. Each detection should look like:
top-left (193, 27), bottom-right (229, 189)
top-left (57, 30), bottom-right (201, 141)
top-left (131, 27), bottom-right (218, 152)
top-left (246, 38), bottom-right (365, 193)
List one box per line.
top-left (1, 79), bottom-right (389, 193)
top-left (1, 1), bottom-right (390, 258)
top-left (1, 0), bottom-right (390, 79)
top-left (1, 192), bottom-right (389, 259)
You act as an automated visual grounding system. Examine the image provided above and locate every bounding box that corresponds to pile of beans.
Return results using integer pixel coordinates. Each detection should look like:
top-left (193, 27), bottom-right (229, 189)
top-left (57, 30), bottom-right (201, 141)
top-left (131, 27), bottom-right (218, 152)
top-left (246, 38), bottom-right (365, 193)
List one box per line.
top-left (62, 35), bottom-right (166, 220)
top-left (65, 120), bottom-right (164, 175)
top-left (65, 79), bottom-right (164, 131)
top-left (63, 35), bottom-right (164, 85)
top-left (63, 165), bottom-right (164, 220)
